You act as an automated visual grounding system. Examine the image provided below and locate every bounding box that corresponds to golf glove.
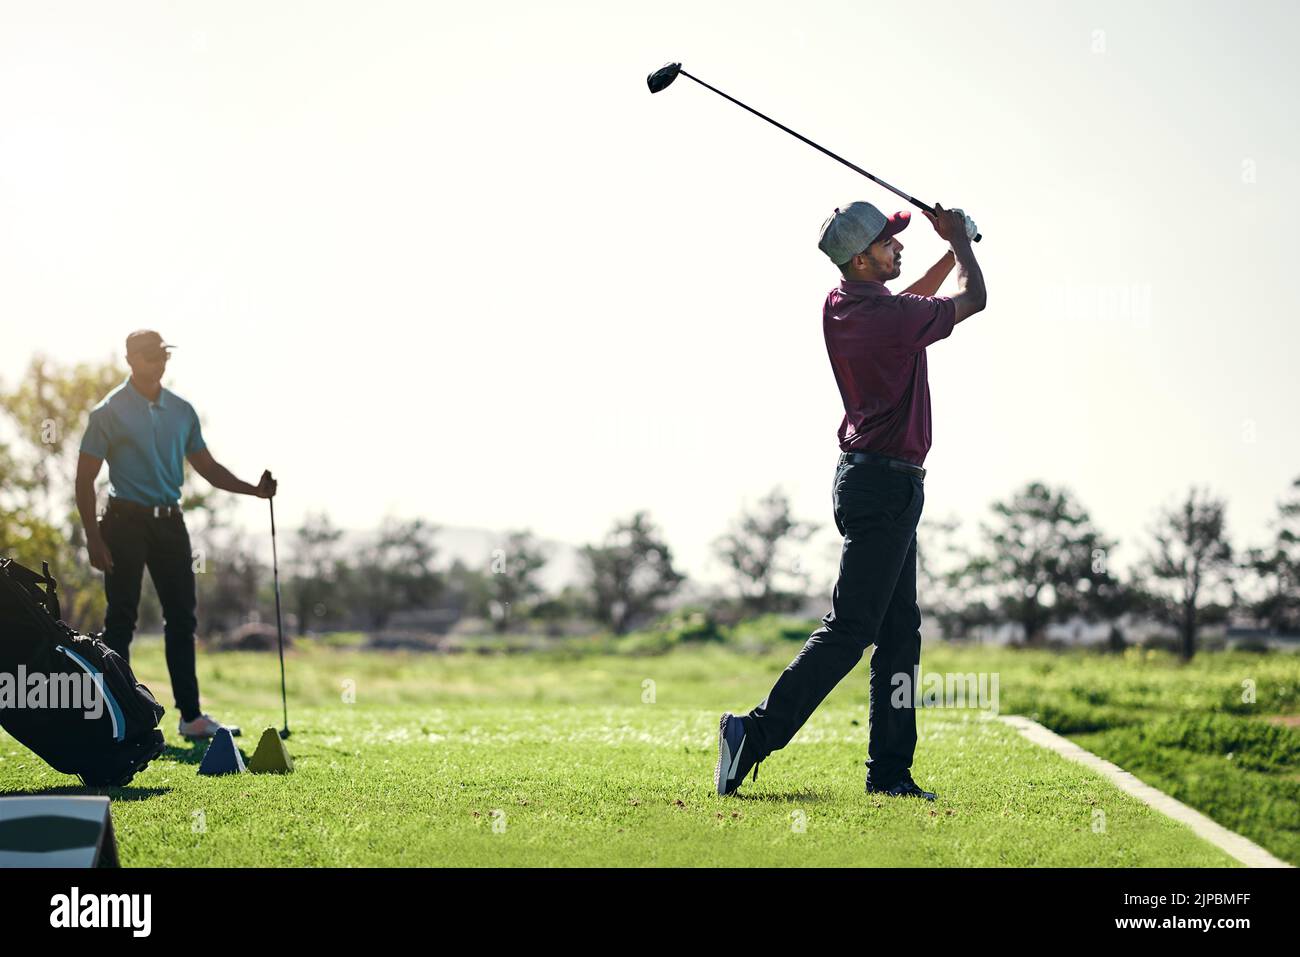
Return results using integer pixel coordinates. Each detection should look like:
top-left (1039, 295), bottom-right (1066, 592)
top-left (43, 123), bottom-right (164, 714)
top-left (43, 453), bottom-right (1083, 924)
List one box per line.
top-left (952, 209), bottom-right (978, 241)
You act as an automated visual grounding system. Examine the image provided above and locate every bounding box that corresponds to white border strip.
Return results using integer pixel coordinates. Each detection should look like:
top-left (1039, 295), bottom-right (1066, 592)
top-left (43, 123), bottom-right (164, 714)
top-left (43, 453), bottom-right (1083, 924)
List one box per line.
top-left (999, 715), bottom-right (1293, 869)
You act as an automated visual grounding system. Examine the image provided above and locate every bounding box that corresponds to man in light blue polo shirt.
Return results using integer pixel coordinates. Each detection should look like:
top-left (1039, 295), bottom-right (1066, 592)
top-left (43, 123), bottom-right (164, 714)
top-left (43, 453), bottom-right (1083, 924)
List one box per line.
top-left (76, 330), bottom-right (277, 740)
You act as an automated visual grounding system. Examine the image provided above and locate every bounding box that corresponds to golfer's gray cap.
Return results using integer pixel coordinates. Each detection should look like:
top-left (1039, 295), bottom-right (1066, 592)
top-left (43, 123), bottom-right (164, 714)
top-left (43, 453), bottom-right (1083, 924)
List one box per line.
top-left (818, 201), bottom-right (911, 265)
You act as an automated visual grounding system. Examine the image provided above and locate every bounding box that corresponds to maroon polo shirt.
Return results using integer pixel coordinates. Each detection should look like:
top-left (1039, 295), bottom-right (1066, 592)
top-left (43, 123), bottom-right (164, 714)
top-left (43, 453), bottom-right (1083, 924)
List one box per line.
top-left (823, 279), bottom-right (957, 467)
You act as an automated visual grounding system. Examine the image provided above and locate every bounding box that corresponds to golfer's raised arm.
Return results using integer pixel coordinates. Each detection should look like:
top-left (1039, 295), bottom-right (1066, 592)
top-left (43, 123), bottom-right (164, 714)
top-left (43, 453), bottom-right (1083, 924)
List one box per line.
top-left (900, 251), bottom-right (956, 298)
top-left (950, 241), bottom-right (986, 325)
top-left (923, 204), bottom-right (985, 323)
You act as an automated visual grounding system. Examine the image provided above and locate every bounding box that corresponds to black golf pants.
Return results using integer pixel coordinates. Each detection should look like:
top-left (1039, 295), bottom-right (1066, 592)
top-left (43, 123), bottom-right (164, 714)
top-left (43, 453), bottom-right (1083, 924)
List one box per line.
top-left (99, 504), bottom-right (203, 722)
top-left (746, 455), bottom-right (924, 788)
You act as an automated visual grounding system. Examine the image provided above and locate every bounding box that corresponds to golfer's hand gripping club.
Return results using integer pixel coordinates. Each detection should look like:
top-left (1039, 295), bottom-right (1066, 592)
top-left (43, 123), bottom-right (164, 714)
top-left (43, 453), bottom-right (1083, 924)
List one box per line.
top-left (257, 469), bottom-right (278, 499)
top-left (925, 204), bottom-right (979, 248)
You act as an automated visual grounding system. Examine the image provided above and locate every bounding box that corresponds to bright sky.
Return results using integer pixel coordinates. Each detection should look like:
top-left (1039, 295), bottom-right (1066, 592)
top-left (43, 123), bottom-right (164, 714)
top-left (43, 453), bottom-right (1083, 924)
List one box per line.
top-left (2, 0), bottom-right (1296, 589)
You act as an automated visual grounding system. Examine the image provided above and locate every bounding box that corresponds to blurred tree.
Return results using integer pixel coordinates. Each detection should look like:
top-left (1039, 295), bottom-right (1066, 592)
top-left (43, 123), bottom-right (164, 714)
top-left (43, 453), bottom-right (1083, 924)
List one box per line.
top-left (582, 511), bottom-right (684, 634)
top-left (288, 511), bottom-right (345, 635)
top-left (485, 529), bottom-right (549, 633)
top-left (354, 517), bottom-right (441, 629)
top-left (916, 513), bottom-right (995, 640)
top-left (1239, 476), bottom-right (1300, 635)
top-left (443, 558), bottom-right (492, 624)
top-left (0, 356), bottom-right (124, 630)
top-left (713, 487), bottom-right (818, 615)
top-left (1134, 487), bottom-right (1235, 661)
top-left (532, 584), bottom-right (588, 637)
top-left (1081, 565), bottom-right (1143, 647)
top-left (963, 482), bottom-right (1118, 645)
top-left (0, 355), bottom-right (125, 505)
top-left (0, 436), bottom-right (67, 591)
top-left (0, 438), bottom-right (60, 550)
top-left (194, 528), bottom-right (266, 635)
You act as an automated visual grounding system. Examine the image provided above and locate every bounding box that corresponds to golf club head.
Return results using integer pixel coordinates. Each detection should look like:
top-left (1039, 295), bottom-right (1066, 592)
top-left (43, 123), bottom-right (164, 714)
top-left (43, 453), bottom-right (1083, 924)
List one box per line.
top-left (279, 728), bottom-right (291, 740)
top-left (647, 62), bottom-right (682, 94)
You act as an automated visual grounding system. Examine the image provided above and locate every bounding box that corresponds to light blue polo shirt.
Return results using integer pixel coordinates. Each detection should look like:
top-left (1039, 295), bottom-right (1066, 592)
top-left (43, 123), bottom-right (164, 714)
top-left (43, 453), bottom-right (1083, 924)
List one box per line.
top-left (80, 379), bottom-right (206, 507)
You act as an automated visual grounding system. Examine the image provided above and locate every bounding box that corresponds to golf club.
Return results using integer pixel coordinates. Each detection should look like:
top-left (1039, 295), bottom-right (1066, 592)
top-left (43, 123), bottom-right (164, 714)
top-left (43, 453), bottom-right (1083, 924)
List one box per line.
top-left (646, 62), bottom-right (981, 242)
top-left (265, 470), bottom-right (290, 740)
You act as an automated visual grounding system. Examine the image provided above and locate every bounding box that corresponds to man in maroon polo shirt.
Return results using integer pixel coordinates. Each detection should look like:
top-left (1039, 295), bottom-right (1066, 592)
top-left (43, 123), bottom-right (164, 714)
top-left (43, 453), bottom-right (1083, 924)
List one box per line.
top-left (715, 200), bottom-right (987, 800)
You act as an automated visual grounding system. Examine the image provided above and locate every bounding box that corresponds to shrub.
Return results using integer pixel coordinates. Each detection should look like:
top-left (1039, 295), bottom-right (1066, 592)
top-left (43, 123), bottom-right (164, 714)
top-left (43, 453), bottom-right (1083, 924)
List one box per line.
top-left (647, 608), bottom-right (725, 644)
top-left (1142, 714), bottom-right (1300, 772)
top-left (730, 614), bottom-right (817, 650)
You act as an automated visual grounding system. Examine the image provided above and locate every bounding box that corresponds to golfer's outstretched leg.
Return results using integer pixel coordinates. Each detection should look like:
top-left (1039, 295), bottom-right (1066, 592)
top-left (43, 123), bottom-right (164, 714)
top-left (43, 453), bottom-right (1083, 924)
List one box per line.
top-left (716, 461), bottom-right (918, 795)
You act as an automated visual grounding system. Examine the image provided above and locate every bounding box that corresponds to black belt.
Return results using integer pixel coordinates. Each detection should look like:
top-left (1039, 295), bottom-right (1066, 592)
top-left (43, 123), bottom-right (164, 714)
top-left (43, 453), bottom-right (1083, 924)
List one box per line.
top-left (105, 497), bottom-right (183, 519)
top-left (839, 450), bottom-right (926, 479)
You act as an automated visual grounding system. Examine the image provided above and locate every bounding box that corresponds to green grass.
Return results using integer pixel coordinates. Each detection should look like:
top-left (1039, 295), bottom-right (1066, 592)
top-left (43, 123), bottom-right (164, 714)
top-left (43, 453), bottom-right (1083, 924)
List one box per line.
top-left (922, 643), bottom-right (1300, 865)
top-left (0, 638), bottom-right (1265, 867)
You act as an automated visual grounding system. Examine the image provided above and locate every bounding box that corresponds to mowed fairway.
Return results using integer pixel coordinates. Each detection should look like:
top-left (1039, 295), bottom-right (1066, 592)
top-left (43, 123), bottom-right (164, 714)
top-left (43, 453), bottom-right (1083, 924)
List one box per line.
top-left (0, 640), bottom-right (1240, 867)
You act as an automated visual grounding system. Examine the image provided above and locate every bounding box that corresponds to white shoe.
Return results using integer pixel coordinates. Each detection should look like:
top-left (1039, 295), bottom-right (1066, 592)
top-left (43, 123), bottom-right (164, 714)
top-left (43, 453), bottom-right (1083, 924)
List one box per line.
top-left (179, 713), bottom-right (240, 740)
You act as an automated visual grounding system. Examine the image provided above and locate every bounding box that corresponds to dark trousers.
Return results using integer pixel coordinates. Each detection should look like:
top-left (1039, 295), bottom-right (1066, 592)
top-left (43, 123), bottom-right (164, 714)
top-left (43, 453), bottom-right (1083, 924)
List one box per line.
top-left (747, 455), bottom-right (925, 787)
top-left (99, 503), bottom-right (202, 722)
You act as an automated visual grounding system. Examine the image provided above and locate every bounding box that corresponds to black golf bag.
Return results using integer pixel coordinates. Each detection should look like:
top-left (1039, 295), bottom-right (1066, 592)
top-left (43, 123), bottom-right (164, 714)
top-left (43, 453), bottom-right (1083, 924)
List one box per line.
top-left (0, 557), bottom-right (165, 786)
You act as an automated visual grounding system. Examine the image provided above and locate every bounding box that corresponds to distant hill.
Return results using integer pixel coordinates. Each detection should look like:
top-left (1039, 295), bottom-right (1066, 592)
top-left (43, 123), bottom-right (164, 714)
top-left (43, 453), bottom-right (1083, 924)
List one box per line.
top-left (431, 525), bottom-right (583, 592)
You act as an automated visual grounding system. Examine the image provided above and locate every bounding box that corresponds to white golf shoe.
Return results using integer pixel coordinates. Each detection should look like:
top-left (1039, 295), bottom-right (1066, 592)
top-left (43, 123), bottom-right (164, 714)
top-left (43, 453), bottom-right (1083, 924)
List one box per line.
top-left (179, 713), bottom-right (241, 740)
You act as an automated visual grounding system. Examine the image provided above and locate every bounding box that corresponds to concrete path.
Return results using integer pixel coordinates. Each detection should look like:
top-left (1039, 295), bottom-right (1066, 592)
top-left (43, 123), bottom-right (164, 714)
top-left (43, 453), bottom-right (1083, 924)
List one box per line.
top-left (999, 714), bottom-right (1293, 868)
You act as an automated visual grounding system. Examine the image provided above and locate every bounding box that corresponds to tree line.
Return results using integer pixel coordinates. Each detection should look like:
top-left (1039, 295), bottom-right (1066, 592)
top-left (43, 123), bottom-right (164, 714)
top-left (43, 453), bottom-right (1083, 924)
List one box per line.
top-left (2, 356), bottom-right (1296, 660)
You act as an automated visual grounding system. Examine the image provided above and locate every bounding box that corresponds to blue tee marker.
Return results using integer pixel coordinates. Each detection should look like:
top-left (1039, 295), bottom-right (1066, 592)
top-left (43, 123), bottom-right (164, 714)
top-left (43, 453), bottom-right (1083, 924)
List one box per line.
top-left (197, 727), bottom-right (247, 776)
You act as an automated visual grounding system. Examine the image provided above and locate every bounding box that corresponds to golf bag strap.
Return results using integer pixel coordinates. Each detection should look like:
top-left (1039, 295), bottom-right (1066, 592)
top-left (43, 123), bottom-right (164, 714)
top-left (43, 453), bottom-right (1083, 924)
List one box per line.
top-left (0, 557), bottom-right (62, 621)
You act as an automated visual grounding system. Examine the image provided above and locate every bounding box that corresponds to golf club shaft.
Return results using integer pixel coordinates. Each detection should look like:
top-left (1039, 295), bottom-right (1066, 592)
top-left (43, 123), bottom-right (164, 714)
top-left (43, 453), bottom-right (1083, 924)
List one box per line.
top-left (678, 69), bottom-right (981, 241)
top-left (269, 497), bottom-right (289, 735)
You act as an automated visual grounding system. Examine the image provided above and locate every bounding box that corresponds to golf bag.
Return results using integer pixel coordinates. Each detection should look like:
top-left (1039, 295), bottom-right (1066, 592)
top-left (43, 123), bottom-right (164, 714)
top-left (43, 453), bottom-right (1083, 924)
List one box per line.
top-left (0, 557), bottom-right (165, 787)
